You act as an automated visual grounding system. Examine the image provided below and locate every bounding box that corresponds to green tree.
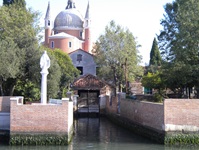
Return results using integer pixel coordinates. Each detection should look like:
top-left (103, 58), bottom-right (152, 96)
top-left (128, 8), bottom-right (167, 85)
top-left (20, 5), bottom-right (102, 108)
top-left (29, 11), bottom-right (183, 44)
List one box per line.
top-left (47, 48), bottom-right (79, 98)
top-left (0, 38), bottom-right (22, 95)
top-left (0, 4), bottom-right (41, 95)
top-left (3, 0), bottom-right (26, 7)
top-left (93, 20), bottom-right (142, 94)
top-left (158, 1), bottom-right (178, 62)
top-left (0, 2), bottom-right (65, 100)
top-left (146, 38), bottom-right (162, 74)
top-left (3, 0), bottom-right (14, 5)
top-left (149, 38), bottom-right (162, 66)
top-left (158, 0), bottom-right (199, 97)
top-left (14, 48), bottom-right (62, 101)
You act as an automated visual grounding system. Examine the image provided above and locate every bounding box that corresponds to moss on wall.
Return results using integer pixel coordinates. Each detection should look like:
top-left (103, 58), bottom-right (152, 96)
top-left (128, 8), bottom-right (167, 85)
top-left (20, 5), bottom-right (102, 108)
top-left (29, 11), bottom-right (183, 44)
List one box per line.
top-left (165, 133), bottom-right (199, 145)
top-left (9, 132), bottom-right (73, 146)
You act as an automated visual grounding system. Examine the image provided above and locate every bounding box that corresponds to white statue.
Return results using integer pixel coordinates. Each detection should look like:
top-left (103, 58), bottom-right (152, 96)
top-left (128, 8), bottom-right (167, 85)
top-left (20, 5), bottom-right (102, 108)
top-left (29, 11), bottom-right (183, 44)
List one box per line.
top-left (40, 51), bottom-right (50, 73)
top-left (40, 51), bottom-right (50, 104)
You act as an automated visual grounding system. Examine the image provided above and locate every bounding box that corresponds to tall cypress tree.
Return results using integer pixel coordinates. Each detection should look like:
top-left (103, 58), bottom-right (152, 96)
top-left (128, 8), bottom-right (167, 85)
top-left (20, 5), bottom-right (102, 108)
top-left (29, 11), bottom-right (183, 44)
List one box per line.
top-left (3, 0), bottom-right (26, 7)
top-left (149, 38), bottom-right (162, 66)
top-left (3, 0), bottom-right (14, 5)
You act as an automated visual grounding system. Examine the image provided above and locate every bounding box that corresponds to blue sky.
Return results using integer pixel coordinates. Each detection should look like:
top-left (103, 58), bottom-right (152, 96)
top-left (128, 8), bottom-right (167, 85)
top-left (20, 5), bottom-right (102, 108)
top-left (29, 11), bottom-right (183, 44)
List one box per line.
top-left (0, 0), bottom-right (174, 65)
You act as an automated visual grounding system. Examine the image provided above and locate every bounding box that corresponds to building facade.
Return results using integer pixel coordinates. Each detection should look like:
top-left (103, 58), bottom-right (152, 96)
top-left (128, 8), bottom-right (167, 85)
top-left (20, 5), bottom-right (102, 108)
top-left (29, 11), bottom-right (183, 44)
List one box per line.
top-left (69, 49), bottom-right (96, 76)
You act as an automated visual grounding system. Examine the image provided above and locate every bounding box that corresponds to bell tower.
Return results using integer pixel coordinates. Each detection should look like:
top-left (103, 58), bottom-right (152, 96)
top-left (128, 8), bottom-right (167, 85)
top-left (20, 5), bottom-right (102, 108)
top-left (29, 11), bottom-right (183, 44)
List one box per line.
top-left (44, 2), bottom-right (52, 47)
top-left (84, 1), bottom-right (92, 53)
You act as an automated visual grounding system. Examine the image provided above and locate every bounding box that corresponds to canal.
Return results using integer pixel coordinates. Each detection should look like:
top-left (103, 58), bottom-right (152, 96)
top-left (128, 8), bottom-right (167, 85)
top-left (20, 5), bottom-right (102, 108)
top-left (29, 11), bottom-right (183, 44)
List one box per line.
top-left (0, 117), bottom-right (198, 150)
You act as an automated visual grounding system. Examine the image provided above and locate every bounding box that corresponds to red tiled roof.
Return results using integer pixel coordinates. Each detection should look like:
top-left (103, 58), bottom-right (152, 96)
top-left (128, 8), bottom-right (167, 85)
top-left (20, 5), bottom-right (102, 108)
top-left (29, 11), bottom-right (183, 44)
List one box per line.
top-left (71, 74), bottom-right (111, 90)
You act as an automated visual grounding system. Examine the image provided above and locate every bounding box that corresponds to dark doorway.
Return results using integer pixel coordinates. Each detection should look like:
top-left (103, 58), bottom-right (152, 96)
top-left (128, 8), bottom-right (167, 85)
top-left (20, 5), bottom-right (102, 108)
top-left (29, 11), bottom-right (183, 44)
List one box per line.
top-left (77, 90), bottom-right (100, 115)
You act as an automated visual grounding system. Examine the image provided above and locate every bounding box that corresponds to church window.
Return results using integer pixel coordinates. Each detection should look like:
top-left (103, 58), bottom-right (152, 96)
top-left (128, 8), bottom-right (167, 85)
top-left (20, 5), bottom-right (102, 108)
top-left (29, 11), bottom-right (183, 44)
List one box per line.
top-left (80, 31), bottom-right (83, 38)
top-left (69, 42), bottom-right (72, 48)
top-left (48, 20), bottom-right (50, 26)
top-left (77, 54), bottom-right (82, 62)
top-left (51, 41), bottom-right (54, 48)
top-left (85, 20), bottom-right (88, 27)
top-left (77, 66), bottom-right (83, 75)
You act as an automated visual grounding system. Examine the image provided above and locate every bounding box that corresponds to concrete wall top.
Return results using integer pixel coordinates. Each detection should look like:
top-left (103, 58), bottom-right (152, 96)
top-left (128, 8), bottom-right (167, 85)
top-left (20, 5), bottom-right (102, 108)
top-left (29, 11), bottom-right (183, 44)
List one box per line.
top-left (0, 96), bottom-right (13, 112)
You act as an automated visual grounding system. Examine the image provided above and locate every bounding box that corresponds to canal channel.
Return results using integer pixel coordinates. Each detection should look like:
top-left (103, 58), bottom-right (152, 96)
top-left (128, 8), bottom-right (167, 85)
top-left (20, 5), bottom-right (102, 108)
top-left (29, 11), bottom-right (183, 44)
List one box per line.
top-left (0, 117), bottom-right (198, 150)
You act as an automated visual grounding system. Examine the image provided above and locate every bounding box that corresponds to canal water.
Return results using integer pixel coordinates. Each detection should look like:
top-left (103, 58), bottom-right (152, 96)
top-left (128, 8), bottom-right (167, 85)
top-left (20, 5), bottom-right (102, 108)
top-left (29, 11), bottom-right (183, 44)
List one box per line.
top-left (0, 117), bottom-right (198, 150)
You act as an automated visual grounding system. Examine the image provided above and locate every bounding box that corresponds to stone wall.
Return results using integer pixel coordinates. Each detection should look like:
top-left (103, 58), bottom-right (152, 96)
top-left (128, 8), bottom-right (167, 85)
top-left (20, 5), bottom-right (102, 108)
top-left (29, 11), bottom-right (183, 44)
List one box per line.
top-left (0, 96), bottom-right (12, 112)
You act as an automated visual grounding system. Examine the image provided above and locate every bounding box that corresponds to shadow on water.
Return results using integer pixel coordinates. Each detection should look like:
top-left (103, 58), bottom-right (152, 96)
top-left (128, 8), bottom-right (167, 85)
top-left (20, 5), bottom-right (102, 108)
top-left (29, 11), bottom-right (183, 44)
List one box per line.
top-left (0, 117), bottom-right (199, 150)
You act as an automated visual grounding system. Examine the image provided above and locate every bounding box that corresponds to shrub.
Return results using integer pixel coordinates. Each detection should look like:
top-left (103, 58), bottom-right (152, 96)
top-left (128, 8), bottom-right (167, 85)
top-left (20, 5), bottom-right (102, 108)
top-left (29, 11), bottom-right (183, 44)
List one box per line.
top-left (153, 93), bottom-right (163, 102)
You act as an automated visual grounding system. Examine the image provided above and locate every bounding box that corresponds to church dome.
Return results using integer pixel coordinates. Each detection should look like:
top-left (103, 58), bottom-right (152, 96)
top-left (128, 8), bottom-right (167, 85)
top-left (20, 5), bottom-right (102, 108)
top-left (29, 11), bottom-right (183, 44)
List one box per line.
top-left (54, 9), bottom-right (83, 30)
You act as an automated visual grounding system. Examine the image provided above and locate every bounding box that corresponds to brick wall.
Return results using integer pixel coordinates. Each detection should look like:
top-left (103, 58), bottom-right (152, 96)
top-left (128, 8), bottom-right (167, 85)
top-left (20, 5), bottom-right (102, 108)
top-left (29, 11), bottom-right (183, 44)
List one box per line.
top-left (106, 95), bottom-right (199, 132)
top-left (0, 96), bottom-right (12, 112)
top-left (120, 100), bottom-right (164, 131)
top-left (10, 98), bottom-right (73, 134)
top-left (164, 99), bottom-right (199, 131)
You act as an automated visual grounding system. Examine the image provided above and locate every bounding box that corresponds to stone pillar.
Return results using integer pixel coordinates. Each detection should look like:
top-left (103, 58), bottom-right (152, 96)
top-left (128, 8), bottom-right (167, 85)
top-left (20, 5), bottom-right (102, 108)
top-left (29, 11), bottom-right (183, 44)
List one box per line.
top-left (40, 51), bottom-right (50, 105)
top-left (67, 92), bottom-right (72, 101)
top-left (72, 95), bottom-right (79, 111)
top-left (40, 72), bottom-right (48, 104)
top-left (62, 97), bottom-right (73, 142)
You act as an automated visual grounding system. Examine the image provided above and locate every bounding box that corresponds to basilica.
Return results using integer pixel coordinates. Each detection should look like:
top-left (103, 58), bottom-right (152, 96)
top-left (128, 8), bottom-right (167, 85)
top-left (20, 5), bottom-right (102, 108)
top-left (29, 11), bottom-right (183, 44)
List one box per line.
top-left (44, 0), bottom-right (96, 76)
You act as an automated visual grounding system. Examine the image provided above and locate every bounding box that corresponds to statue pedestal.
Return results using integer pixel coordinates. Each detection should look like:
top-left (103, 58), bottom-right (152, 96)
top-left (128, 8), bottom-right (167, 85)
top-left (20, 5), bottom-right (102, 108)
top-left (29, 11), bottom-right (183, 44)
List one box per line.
top-left (40, 71), bottom-right (48, 104)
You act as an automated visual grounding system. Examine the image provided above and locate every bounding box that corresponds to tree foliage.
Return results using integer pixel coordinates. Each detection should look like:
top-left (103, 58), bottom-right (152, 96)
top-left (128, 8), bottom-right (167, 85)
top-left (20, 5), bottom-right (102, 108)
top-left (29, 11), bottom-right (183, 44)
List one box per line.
top-left (158, 0), bottom-right (199, 97)
top-left (0, 3), bottom-right (60, 99)
top-left (0, 2), bottom-right (78, 100)
top-left (3, 0), bottom-right (14, 5)
top-left (141, 72), bottom-right (165, 92)
top-left (47, 49), bottom-right (79, 98)
top-left (3, 0), bottom-right (26, 7)
top-left (93, 20), bottom-right (143, 94)
top-left (149, 38), bottom-right (162, 66)
top-left (0, 4), bottom-right (39, 95)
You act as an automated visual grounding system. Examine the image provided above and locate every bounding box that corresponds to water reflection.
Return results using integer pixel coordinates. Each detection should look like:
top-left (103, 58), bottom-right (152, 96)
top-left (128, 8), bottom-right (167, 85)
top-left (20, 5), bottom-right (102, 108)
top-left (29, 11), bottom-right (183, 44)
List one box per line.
top-left (0, 117), bottom-right (199, 150)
